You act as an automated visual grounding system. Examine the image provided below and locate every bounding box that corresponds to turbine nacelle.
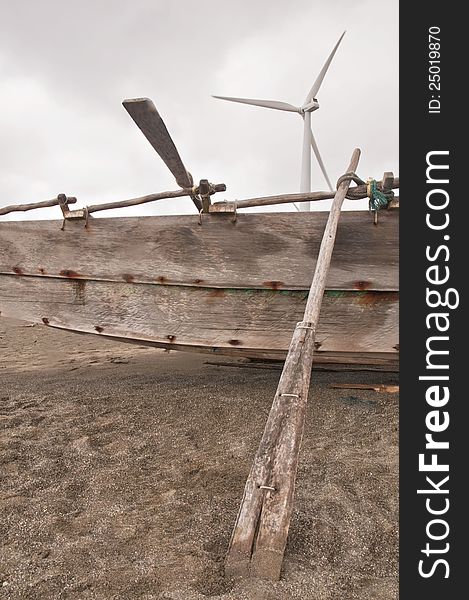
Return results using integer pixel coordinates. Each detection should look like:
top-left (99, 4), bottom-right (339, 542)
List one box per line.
top-left (301, 99), bottom-right (319, 114)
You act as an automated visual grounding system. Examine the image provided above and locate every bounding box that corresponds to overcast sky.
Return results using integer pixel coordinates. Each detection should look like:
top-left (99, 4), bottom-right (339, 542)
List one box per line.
top-left (0, 0), bottom-right (398, 220)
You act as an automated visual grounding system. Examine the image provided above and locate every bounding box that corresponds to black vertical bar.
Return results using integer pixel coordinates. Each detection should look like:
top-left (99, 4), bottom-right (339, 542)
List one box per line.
top-left (400, 2), bottom-right (465, 597)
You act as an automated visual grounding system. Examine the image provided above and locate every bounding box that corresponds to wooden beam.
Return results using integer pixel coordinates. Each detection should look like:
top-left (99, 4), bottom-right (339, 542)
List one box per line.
top-left (330, 383), bottom-right (399, 393)
top-left (225, 149), bottom-right (362, 580)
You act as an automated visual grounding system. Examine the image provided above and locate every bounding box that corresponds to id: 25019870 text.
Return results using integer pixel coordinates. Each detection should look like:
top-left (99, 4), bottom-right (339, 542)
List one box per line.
top-left (428, 26), bottom-right (441, 114)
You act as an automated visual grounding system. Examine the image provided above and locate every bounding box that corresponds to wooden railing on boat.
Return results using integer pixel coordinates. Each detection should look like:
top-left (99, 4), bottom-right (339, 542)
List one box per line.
top-left (0, 175), bottom-right (398, 218)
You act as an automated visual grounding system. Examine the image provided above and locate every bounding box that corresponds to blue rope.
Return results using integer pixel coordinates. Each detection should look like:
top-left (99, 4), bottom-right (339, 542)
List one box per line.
top-left (367, 179), bottom-right (394, 212)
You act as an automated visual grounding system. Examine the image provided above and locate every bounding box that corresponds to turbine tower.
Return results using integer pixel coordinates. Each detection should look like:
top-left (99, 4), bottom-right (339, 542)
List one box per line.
top-left (213, 32), bottom-right (345, 211)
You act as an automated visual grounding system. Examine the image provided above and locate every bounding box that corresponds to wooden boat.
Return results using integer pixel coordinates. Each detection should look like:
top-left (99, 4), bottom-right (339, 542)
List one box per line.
top-left (0, 99), bottom-right (399, 368)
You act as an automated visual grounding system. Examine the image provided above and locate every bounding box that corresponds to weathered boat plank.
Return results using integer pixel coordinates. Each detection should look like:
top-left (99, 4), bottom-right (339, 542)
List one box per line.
top-left (0, 275), bottom-right (398, 354)
top-left (0, 211), bottom-right (398, 291)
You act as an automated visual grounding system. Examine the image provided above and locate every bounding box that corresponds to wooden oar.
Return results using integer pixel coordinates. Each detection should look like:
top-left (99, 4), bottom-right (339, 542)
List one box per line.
top-left (225, 148), bottom-right (361, 581)
top-left (123, 98), bottom-right (201, 210)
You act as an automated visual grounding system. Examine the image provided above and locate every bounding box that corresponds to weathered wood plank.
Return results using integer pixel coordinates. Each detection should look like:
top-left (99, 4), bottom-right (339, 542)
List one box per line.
top-left (225, 324), bottom-right (315, 578)
top-left (225, 148), bottom-right (364, 580)
top-left (0, 210), bottom-right (398, 291)
top-left (248, 150), bottom-right (362, 579)
top-left (0, 276), bottom-right (398, 354)
top-left (122, 98), bottom-right (194, 190)
top-left (330, 383), bottom-right (399, 393)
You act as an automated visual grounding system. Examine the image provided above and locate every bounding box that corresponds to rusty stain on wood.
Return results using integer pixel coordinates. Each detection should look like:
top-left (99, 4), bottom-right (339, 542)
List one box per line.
top-left (60, 269), bottom-right (81, 278)
top-left (263, 281), bottom-right (284, 290)
top-left (73, 281), bottom-right (86, 304)
top-left (354, 291), bottom-right (398, 306)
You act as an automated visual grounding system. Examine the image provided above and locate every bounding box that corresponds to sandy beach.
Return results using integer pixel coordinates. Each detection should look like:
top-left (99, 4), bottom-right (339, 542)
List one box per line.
top-left (0, 317), bottom-right (398, 599)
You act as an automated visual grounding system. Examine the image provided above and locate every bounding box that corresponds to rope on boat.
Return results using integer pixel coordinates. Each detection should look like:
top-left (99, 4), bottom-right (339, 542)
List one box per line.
top-left (337, 171), bottom-right (366, 190)
top-left (335, 172), bottom-right (395, 225)
top-left (366, 178), bottom-right (394, 213)
top-left (334, 172), bottom-right (395, 224)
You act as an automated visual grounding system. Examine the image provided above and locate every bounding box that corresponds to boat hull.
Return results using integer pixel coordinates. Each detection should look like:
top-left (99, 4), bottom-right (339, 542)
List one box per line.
top-left (0, 210), bottom-right (399, 366)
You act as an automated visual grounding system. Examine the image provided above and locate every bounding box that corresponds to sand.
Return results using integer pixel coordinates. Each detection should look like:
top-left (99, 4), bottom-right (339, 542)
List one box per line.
top-left (0, 317), bottom-right (398, 599)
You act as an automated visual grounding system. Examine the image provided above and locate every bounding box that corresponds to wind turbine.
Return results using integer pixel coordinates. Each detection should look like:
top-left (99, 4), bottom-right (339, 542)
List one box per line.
top-left (213, 32), bottom-right (345, 211)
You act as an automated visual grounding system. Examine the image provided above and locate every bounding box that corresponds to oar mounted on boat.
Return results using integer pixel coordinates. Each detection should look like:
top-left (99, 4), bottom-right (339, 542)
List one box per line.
top-left (123, 98), bottom-right (223, 212)
top-left (0, 97), bottom-right (399, 220)
top-left (123, 98), bottom-right (194, 192)
top-left (0, 98), bottom-right (227, 220)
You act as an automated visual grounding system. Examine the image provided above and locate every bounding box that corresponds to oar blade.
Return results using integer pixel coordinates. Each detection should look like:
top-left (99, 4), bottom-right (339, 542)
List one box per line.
top-left (123, 98), bottom-right (193, 189)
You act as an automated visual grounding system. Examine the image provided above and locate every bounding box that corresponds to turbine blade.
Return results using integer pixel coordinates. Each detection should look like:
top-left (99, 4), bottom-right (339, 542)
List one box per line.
top-left (309, 127), bottom-right (333, 191)
top-left (212, 95), bottom-right (299, 113)
top-left (123, 97), bottom-right (193, 189)
top-left (305, 31), bottom-right (346, 102)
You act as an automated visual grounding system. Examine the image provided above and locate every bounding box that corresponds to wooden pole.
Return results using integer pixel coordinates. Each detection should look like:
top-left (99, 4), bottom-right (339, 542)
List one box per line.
top-left (330, 383), bottom-right (399, 393)
top-left (0, 185), bottom-right (226, 218)
top-left (0, 196), bottom-right (77, 217)
top-left (86, 183), bottom-right (226, 214)
top-left (217, 175), bottom-right (398, 210)
top-left (225, 148), bottom-right (362, 581)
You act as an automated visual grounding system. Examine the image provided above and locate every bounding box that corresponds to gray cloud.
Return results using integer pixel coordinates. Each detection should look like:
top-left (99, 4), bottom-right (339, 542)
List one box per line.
top-left (0, 0), bottom-right (398, 220)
